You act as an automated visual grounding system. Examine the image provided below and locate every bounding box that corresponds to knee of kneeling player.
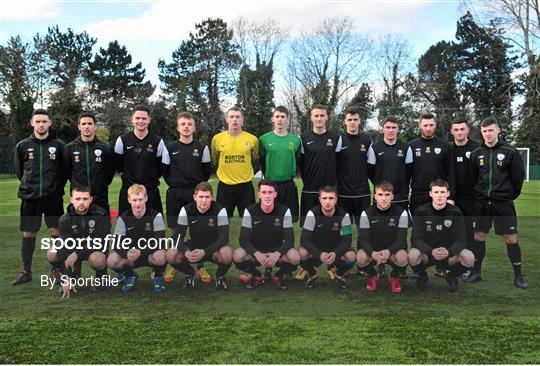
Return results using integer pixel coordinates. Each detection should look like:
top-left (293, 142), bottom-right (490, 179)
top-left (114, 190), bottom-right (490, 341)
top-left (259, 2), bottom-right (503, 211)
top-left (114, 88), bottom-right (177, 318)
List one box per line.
top-left (286, 249), bottom-right (301, 265)
top-left (107, 254), bottom-right (122, 269)
top-left (298, 246), bottom-right (309, 259)
top-left (474, 231), bottom-right (487, 241)
top-left (232, 248), bottom-right (246, 263)
top-left (47, 249), bottom-right (58, 262)
top-left (394, 250), bottom-right (409, 266)
top-left (151, 250), bottom-right (167, 266)
top-left (408, 249), bottom-right (422, 265)
top-left (343, 251), bottom-right (356, 262)
top-left (166, 248), bottom-right (182, 264)
top-left (356, 250), bottom-right (370, 266)
top-left (459, 249), bottom-right (475, 267)
top-left (219, 245), bottom-right (233, 262)
top-left (89, 252), bottom-right (107, 269)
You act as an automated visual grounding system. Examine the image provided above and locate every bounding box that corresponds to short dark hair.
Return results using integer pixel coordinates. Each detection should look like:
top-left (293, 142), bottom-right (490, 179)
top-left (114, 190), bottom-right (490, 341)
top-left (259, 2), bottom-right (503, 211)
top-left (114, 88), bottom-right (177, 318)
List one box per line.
top-left (430, 179), bottom-right (449, 190)
top-left (480, 116), bottom-right (499, 128)
top-left (319, 185), bottom-right (337, 195)
top-left (177, 111), bottom-right (194, 120)
top-left (258, 179), bottom-right (277, 191)
top-left (194, 181), bottom-right (213, 195)
top-left (132, 104), bottom-right (150, 115)
top-left (32, 109), bottom-right (49, 118)
top-left (451, 116), bottom-right (469, 126)
top-left (273, 106), bottom-right (289, 117)
top-left (310, 104), bottom-right (327, 113)
top-left (77, 111), bottom-right (96, 124)
top-left (382, 115), bottom-right (399, 127)
top-left (419, 112), bottom-right (435, 121)
top-left (343, 107), bottom-right (360, 118)
top-left (227, 106), bottom-right (244, 118)
top-left (71, 185), bottom-right (91, 196)
top-left (375, 181), bottom-right (394, 193)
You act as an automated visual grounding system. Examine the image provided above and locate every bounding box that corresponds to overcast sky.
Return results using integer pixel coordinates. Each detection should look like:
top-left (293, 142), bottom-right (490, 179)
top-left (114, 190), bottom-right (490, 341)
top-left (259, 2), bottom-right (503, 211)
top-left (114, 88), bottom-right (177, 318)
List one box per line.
top-left (1, 0), bottom-right (464, 102)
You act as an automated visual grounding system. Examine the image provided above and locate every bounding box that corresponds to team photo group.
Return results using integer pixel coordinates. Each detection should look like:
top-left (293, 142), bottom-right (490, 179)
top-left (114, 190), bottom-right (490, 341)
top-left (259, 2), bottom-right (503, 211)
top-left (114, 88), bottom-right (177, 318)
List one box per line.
top-left (12, 102), bottom-right (527, 297)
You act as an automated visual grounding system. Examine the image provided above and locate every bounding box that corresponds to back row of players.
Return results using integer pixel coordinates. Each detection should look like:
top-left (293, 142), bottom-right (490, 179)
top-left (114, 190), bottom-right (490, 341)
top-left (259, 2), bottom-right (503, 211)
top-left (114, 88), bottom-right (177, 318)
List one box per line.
top-left (12, 104), bottom-right (527, 295)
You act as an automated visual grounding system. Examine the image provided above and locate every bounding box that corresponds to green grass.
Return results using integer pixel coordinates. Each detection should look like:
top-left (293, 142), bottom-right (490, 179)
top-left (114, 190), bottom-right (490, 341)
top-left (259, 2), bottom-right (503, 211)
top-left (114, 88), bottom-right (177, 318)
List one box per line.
top-left (0, 177), bottom-right (539, 364)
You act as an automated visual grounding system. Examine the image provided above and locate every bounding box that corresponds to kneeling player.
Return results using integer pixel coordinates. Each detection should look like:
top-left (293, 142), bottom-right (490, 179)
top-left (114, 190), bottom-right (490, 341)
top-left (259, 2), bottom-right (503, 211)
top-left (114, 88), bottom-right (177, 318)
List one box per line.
top-left (357, 182), bottom-right (408, 293)
top-left (298, 186), bottom-right (356, 289)
top-left (47, 186), bottom-right (110, 298)
top-left (233, 179), bottom-right (300, 290)
top-left (408, 179), bottom-right (474, 292)
top-left (166, 182), bottom-right (232, 291)
top-left (107, 184), bottom-right (167, 294)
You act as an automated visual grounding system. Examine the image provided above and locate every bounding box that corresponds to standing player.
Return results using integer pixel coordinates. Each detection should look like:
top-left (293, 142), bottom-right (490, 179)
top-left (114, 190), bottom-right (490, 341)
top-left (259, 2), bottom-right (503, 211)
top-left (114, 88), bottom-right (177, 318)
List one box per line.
top-left (299, 104), bottom-right (342, 224)
top-left (337, 107), bottom-right (372, 224)
top-left (259, 106), bottom-right (301, 222)
top-left (409, 112), bottom-right (455, 214)
top-left (114, 105), bottom-right (165, 214)
top-left (357, 182), bottom-right (409, 293)
top-left (298, 186), bottom-right (356, 289)
top-left (47, 186), bottom-right (110, 297)
top-left (107, 184), bottom-right (168, 294)
top-left (367, 116), bottom-right (413, 211)
top-left (408, 179), bottom-right (474, 292)
top-left (165, 182), bottom-right (232, 291)
top-left (211, 106), bottom-right (258, 217)
top-left (449, 117), bottom-right (481, 281)
top-left (233, 180), bottom-right (300, 290)
top-left (64, 112), bottom-right (115, 213)
top-left (470, 116), bottom-right (527, 288)
top-left (12, 109), bottom-right (66, 285)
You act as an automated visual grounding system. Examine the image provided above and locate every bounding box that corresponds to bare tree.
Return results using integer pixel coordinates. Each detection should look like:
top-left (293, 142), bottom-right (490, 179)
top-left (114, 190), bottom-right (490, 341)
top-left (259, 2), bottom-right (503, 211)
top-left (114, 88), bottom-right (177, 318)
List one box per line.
top-left (285, 16), bottom-right (373, 132)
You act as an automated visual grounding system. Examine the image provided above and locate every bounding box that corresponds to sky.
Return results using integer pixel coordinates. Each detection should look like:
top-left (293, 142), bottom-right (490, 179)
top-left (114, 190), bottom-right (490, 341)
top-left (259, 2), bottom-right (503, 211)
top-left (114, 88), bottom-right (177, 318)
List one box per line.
top-left (1, 0), bottom-right (465, 103)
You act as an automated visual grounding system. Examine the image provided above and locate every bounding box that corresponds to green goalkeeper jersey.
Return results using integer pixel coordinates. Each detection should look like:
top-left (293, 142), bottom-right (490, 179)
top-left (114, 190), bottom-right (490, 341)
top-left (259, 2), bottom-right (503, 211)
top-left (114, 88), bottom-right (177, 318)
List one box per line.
top-left (259, 131), bottom-right (301, 181)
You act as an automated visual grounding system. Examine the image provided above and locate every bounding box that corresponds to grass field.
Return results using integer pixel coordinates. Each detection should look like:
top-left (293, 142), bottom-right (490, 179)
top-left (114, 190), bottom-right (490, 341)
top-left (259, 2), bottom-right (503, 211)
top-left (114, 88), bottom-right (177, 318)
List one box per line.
top-left (0, 177), bottom-right (539, 364)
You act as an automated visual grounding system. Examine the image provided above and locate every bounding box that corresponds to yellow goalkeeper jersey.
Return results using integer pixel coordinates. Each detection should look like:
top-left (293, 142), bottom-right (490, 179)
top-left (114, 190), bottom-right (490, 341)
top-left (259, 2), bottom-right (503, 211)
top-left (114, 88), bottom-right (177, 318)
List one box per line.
top-left (211, 130), bottom-right (259, 185)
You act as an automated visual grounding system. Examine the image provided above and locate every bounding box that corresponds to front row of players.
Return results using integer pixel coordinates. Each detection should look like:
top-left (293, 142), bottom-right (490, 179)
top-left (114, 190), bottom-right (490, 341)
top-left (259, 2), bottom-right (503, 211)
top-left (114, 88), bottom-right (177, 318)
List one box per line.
top-left (51, 177), bottom-right (476, 297)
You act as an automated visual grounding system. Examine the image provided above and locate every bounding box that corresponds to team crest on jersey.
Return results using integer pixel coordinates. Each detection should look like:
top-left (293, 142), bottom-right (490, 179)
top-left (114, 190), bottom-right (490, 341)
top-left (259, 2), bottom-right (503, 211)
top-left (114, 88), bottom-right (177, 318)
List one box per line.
top-left (497, 153), bottom-right (505, 161)
top-left (415, 148), bottom-right (421, 157)
top-left (289, 142), bottom-right (294, 150)
top-left (208, 218), bottom-right (215, 227)
top-left (274, 218), bottom-right (281, 226)
top-left (397, 149), bottom-right (403, 157)
top-left (145, 222), bottom-right (152, 231)
top-left (95, 149), bottom-right (102, 157)
top-left (27, 148), bottom-right (34, 159)
top-left (193, 149), bottom-right (199, 157)
top-left (465, 151), bottom-right (471, 158)
top-left (388, 218), bottom-right (395, 227)
top-left (71, 224), bottom-right (79, 234)
top-left (146, 144), bottom-right (154, 152)
top-left (332, 222), bottom-right (339, 231)
top-left (425, 147), bottom-right (431, 153)
top-left (434, 148), bottom-right (441, 154)
top-left (444, 220), bottom-right (452, 228)
top-left (326, 139), bottom-right (333, 146)
top-left (48, 146), bottom-right (56, 160)
top-left (479, 158), bottom-right (484, 166)
top-left (360, 144), bottom-right (366, 151)
top-left (74, 154), bottom-right (80, 163)
top-left (426, 224), bottom-right (432, 232)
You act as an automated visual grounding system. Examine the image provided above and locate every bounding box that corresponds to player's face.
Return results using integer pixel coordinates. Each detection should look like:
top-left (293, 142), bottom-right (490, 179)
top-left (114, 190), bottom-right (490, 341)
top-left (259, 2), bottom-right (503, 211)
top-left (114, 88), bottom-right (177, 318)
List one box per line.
top-left (194, 190), bottom-right (212, 212)
top-left (177, 118), bottom-right (195, 138)
top-left (30, 114), bottom-right (52, 136)
top-left (131, 111), bottom-right (150, 132)
top-left (128, 192), bottom-right (148, 214)
top-left (319, 192), bottom-right (337, 212)
top-left (451, 123), bottom-right (469, 143)
top-left (311, 108), bottom-right (328, 129)
top-left (344, 113), bottom-right (360, 134)
top-left (70, 191), bottom-right (93, 215)
top-left (258, 185), bottom-right (277, 209)
top-left (78, 117), bottom-right (97, 139)
top-left (419, 118), bottom-right (436, 139)
top-left (481, 124), bottom-right (500, 145)
top-left (272, 111), bottom-right (288, 130)
top-left (382, 121), bottom-right (399, 140)
top-left (429, 186), bottom-right (450, 206)
top-left (227, 110), bottom-right (244, 131)
top-left (374, 188), bottom-right (394, 210)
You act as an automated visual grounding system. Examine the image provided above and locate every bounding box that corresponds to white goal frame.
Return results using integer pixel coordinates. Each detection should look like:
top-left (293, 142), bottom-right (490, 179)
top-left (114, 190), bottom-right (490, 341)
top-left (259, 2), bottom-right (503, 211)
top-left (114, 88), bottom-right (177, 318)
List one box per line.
top-left (517, 147), bottom-right (530, 182)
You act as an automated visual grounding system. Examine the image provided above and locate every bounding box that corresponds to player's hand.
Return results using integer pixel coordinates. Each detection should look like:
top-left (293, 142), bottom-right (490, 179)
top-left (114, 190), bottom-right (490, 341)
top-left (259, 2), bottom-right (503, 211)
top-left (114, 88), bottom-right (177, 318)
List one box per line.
top-left (127, 248), bottom-right (141, 261)
top-left (320, 252), bottom-right (329, 264)
top-left (380, 250), bottom-right (391, 263)
top-left (325, 252), bottom-right (336, 265)
top-left (371, 251), bottom-right (383, 264)
top-left (432, 247), bottom-right (449, 260)
top-left (61, 281), bottom-right (77, 299)
top-left (266, 252), bottom-right (281, 267)
top-left (187, 249), bottom-right (205, 263)
top-left (254, 252), bottom-right (269, 267)
top-left (64, 253), bottom-right (78, 270)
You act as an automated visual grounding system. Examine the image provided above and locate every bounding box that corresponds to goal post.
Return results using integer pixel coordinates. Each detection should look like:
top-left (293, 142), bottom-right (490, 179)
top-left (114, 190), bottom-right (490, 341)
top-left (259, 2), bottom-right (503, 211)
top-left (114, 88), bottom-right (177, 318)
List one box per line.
top-left (517, 147), bottom-right (530, 182)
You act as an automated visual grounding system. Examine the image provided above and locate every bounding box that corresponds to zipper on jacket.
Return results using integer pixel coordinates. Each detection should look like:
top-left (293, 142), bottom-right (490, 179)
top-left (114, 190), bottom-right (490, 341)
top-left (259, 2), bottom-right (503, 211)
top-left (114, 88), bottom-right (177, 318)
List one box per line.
top-left (487, 150), bottom-right (493, 198)
top-left (85, 144), bottom-right (91, 188)
top-left (39, 143), bottom-right (43, 198)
